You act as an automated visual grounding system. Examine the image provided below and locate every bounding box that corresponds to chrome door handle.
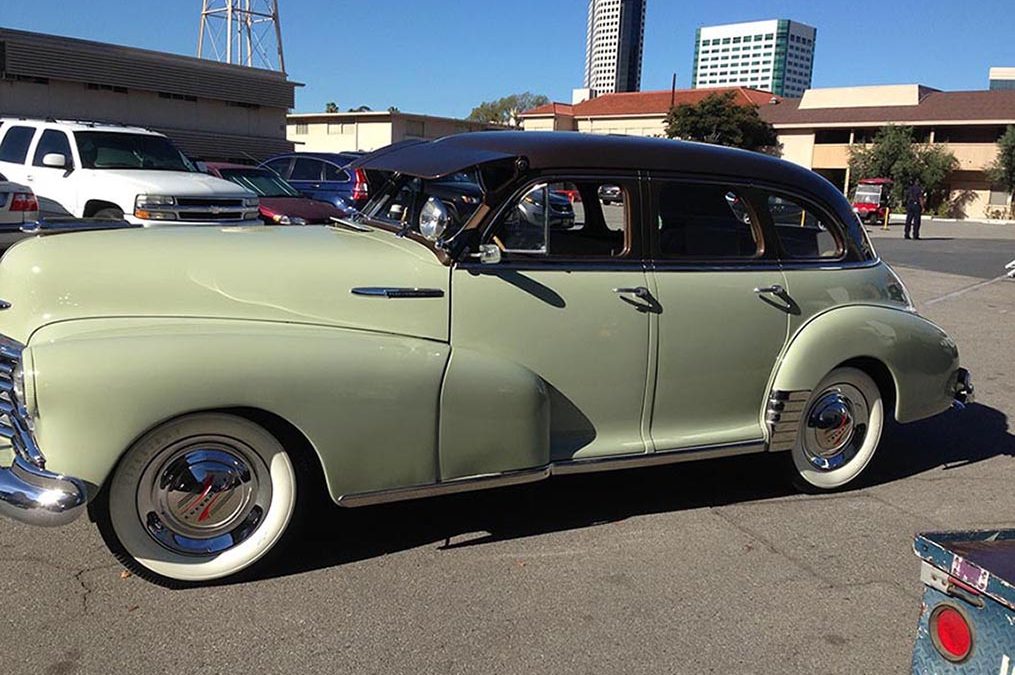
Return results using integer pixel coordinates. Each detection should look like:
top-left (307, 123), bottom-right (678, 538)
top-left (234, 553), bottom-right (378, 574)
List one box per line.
top-left (754, 284), bottom-right (785, 296)
top-left (613, 286), bottom-right (650, 299)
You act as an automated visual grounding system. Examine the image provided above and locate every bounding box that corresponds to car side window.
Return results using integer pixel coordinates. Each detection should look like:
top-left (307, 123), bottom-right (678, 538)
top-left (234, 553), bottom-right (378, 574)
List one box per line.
top-left (289, 158), bottom-right (323, 181)
top-left (762, 193), bottom-right (842, 259)
top-left (263, 158), bottom-right (291, 178)
top-left (323, 162), bottom-right (350, 182)
top-left (0, 126), bottom-right (37, 164)
top-left (654, 181), bottom-right (761, 259)
top-left (491, 180), bottom-right (629, 258)
top-left (32, 130), bottom-right (74, 167)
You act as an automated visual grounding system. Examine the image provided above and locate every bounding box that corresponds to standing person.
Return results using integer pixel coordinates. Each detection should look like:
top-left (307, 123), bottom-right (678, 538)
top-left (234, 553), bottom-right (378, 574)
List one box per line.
top-left (904, 179), bottom-right (924, 240)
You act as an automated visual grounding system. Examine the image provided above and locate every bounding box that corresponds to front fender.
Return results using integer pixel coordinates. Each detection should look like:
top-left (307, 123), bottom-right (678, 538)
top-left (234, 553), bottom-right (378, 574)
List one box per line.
top-left (27, 318), bottom-right (449, 500)
top-left (772, 305), bottom-right (959, 423)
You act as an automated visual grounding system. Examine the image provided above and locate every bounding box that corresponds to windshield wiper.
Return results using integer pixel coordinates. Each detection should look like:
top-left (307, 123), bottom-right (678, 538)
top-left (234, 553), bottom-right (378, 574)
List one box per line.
top-left (329, 216), bottom-right (372, 232)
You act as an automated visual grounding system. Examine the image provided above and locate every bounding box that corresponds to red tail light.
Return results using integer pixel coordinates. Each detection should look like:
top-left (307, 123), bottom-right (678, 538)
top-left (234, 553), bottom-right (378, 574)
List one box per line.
top-left (10, 192), bottom-right (38, 212)
top-left (352, 168), bottom-right (369, 202)
top-left (930, 605), bottom-right (973, 662)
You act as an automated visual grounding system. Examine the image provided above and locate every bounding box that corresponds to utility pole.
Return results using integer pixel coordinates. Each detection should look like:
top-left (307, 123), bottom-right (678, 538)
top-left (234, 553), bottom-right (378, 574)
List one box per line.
top-left (198, 0), bottom-right (286, 73)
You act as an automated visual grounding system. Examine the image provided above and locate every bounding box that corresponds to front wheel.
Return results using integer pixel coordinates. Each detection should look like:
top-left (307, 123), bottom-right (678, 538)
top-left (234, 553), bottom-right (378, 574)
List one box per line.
top-left (93, 207), bottom-right (125, 220)
top-left (95, 413), bottom-right (299, 587)
top-left (790, 367), bottom-right (884, 491)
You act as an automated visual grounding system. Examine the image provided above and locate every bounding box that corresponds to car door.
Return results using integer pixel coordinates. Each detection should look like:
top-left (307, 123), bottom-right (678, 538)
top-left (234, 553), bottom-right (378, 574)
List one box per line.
top-left (318, 161), bottom-right (353, 207)
top-left (286, 156), bottom-right (325, 200)
top-left (0, 125), bottom-right (37, 185)
top-left (647, 178), bottom-right (790, 451)
top-left (25, 128), bottom-right (77, 218)
top-left (449, 176), bottom-right (651, 473)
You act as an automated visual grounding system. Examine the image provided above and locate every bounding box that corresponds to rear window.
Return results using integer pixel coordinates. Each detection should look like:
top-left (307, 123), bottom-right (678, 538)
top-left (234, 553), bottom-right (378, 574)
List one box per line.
top-left (762, 193), bottom-right (842, 259)
top-left (0, 126), bottom-right (36, 164)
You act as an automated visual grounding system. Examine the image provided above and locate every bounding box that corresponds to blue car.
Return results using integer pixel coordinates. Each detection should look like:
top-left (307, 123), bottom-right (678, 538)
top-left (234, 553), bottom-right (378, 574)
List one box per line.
top-left (260, 152), bottom-right (368, 210)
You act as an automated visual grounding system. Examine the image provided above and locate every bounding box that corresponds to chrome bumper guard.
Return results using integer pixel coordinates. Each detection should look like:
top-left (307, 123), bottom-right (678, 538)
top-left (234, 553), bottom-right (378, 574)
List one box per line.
top-left (953, 368), bottom-right (974, 408)
top-left (0, 336), bottom-right (87, 527)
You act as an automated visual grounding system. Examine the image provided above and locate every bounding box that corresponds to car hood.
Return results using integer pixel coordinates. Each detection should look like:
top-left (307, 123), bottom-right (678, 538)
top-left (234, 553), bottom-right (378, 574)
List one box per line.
top-left (0, 225), bottom-right (450, 344)
top-left (83, 170), bottom-right (255, 198)
top-left (259, 197), bottom-right (347, 223)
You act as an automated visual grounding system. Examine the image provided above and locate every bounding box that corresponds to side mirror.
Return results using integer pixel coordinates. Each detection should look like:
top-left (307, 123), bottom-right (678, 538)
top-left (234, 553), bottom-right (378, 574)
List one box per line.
top-left (475, 243), bottom-right (501, 264)
top-left (42, 153), bottom-right (68, 169)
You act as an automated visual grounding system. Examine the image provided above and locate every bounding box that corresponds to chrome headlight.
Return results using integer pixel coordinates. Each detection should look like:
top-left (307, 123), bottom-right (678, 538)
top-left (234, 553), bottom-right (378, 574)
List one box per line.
top-left (272, 215), bottom-right (308, 225)
top-left (244, 197), bottom-right (260, 208)
top-left (135, 194), bottom-right (176, 208)
top-left (419, 197), bottom-right (449, 241)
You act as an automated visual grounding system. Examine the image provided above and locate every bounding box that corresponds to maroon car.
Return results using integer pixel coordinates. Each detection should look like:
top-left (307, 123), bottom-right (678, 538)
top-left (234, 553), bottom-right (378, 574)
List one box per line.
top-left (202, 162), bottom-right (349, 225)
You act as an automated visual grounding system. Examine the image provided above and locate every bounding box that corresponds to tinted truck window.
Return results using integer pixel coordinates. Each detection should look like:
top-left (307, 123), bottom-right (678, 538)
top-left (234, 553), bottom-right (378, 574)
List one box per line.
top-left (0, 126), bottom-right (37, 164)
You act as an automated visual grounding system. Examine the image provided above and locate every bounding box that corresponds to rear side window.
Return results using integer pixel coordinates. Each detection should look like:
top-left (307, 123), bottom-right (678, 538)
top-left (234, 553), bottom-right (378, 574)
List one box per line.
top-left (762, 193), bottom-right (842, 259)
top-left (654, 181), bottom-right (761, 259)
top-left (33, 130), bottom-right (74, 167)
top-left (323, 162), bottom-right (350, 182)
top-left (0, 126), bottom-right (37, 164)
top-left (290, 158), bottom-right (323, 181)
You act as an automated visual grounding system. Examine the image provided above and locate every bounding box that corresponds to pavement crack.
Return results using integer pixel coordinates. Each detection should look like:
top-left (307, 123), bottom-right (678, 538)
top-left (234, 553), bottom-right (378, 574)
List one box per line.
top-left (710, 507), bottom-right (832, 586)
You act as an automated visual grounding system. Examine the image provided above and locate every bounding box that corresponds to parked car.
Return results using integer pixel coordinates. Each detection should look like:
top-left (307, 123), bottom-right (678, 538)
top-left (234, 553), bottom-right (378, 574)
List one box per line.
top-left (201, 162), bottom-right (349, 225)
top-left (260, 152), bottom-right (369, 211)
top-left (0, 118), bottom-right (260, 226)
top-left (0, 131), bottom-right (970, 586)
top-left (0, 172), bottom-right (38, 248)
top-left (598, 183), bottom-right (623, 205)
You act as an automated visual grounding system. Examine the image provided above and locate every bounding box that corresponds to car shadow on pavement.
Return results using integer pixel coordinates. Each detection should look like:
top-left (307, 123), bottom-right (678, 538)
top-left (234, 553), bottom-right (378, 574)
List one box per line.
top-left (257, 402), bottom-right (1014, 582)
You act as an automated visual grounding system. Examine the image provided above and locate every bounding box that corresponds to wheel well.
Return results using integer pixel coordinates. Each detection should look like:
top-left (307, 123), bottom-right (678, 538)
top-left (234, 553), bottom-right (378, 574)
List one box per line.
top-left (225, 407), bottom-right (333, 508)
top-left (83, 200), bottom-right (123, 217)
top-left (838, 357), bottom-right (897, 420)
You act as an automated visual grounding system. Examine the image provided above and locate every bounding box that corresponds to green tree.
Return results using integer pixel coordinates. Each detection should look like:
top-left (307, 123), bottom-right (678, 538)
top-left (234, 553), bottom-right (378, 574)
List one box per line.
top-left (468, 92), bottom-right (550, 127)
top-left (986, 125), bottom-right (1015, 217)
top-left (663, 91), bottom-right (780, 153)
top-left (848, 125), bottom-right (958, 208)
top-left (324, 101), bottom-right (339, 113)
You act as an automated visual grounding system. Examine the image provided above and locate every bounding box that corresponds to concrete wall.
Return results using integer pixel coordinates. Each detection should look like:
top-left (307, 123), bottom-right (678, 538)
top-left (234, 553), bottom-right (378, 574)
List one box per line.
top-left (778, 130), bottom-right (815, 168)
top-left (287, 113), bottom-right (500, 152)
top-left (575, 116), bottom-right (666, 136)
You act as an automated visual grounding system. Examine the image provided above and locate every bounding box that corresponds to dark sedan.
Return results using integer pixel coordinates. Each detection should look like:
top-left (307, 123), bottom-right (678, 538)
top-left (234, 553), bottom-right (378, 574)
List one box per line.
top-left (202, 163), bottom-right (349, 225)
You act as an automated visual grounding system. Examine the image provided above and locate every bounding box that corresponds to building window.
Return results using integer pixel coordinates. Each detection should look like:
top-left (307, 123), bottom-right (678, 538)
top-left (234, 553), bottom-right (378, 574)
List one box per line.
top-left (989, 188), bottom-right (1011, 206)
top-left (86, 82), bottom-right (128, 94)
top-left (294, 123), bottom-right (309, 135)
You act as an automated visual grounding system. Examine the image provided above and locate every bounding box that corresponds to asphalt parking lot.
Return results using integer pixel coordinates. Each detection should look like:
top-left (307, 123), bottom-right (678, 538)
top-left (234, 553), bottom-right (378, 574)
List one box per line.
top-left (2, 219), bottom-right (1013, 674)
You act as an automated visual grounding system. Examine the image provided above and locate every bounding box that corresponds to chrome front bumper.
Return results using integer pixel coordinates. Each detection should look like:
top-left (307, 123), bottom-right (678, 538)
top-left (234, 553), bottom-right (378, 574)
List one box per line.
top-left (0, 335), bottom-right (87, 527)
top-left (0, 455), bottom-right (87, 527)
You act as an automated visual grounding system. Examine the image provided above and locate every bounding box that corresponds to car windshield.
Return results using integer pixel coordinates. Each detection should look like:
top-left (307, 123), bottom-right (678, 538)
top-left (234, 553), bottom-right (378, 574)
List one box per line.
top-left (854, 187), bottom-right (881, 204)
top-left (218, 168), bottom-right (301, 198)
top-left (74, 131), bottom-right (195, 172)
top-left (365, 169), bottom-right (484, 237)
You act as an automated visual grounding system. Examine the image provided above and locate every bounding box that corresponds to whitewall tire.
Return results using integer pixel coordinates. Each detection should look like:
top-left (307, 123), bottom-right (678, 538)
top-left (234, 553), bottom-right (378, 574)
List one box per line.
top-left (790, 367), bottom-right (884, 491)
top-left (97, 413), bottom-right (298, 586)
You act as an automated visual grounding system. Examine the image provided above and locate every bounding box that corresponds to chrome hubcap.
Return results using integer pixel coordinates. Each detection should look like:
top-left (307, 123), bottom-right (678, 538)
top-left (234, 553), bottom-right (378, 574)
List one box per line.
top-left (802, 384), bottom-right (869, 471)
top-left (138, 437), bottom-right (271, 556)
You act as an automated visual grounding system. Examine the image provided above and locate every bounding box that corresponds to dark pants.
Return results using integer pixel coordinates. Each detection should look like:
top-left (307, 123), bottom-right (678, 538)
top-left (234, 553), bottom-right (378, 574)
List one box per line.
top-left (905, 204), bottom-right (922, 238)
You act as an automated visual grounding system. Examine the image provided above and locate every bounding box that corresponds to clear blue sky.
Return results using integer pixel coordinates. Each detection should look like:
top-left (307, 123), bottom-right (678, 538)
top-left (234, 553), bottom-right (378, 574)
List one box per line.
top-left (2, 1), bottom-right (1013, 117)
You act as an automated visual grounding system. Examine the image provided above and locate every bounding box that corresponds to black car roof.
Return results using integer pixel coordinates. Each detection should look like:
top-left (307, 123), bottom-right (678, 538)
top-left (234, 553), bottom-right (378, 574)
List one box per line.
top-left (353, 131), bottom-right (820, 189)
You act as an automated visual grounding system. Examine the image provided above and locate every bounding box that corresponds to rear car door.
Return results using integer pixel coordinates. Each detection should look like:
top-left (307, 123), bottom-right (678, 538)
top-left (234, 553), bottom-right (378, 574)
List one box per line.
top-left (286, 157), bottom-right (325, 200)
top-left (0, 125), bottom-right (37, 185)
top-left (647, 178), bottom-right (790, 451)
top-left (318, 161), bottom-right (353, 208)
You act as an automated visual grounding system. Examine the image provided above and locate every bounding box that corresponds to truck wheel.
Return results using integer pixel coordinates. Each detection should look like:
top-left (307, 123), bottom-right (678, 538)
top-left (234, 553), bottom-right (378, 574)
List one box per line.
top-left (95, 413), bottom-right (299, 587)
top-left (93, 207), bottom-right (125, 220)
top-left (789, 367), bottom-right (884, 491)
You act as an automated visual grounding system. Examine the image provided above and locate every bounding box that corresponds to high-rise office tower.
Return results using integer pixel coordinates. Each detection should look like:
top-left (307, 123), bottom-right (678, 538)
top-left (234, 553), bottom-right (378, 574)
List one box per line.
top-left (583, 0), bottom-right (647, 95)
top-left (691, 19), bottom-right (816, 98)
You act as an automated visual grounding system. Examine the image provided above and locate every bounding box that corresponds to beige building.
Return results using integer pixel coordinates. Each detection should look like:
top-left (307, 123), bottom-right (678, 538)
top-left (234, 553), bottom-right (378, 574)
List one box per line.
top-left (0, 28), bottom-right (297, 161)
top-left (287, 111), bottom-right (502, 152)
top-left (521, 84), bottom-right (1015, 219)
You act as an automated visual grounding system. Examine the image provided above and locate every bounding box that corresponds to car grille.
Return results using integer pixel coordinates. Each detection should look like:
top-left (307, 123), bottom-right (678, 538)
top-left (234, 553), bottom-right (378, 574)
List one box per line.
top-left (174, 198), bottom-right (248, 222)
top-left (0, 336), bottom-right (44, 468)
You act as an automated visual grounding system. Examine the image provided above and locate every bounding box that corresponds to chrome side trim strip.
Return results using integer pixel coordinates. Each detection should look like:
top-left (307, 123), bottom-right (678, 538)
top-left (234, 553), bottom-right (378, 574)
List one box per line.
top-left (351, 287), bottom-right (445, 299)
top-left (337, 440), bottom-right (766, 508)
top-left (766, 389), bottom-right (811, 452)
top-left (337, 466), bottom-right (551, 507)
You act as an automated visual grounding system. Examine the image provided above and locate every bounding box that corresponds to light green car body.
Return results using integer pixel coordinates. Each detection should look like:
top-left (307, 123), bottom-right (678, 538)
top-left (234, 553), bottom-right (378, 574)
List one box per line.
top-left (0, 223), bottom-right (960, 507)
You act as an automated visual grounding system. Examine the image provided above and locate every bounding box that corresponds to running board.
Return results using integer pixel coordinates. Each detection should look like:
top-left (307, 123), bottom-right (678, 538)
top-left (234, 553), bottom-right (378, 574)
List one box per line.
top-left (336, 440), bottom-right (765, 508)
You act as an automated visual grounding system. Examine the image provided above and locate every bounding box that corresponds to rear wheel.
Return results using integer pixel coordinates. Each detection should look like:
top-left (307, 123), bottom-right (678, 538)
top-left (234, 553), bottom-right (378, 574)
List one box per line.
top-left (790, 367), bottom-right (884, 491)
top-left (95, 413), bottom-right (299, 587)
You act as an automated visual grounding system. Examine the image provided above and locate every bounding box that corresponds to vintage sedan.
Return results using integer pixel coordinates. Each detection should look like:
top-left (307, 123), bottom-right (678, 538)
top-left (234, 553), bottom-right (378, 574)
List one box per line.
top-left (0, 132), bottom-right (971, 586)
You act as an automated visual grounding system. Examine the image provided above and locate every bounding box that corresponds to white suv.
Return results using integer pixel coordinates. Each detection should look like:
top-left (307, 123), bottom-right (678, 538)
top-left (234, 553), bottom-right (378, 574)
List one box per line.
top-left (0, 118), bottom-right (260, 226)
